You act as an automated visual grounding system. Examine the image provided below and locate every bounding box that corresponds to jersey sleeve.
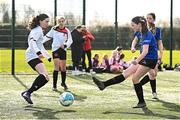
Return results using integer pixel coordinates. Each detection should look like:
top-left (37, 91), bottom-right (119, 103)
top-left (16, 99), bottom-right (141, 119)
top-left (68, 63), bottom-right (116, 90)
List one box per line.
top-left (142, 32), bottom-right (153, 45)
top-left (64, 29), bottom-right (73, 49)
top-left (43, 28), bottom-right (53, 43)
top-left (30, 30), bottom-right (41, 41)
top-left (155, 27), bottom-right (162, 41)
top-left (134, 31), bottom-right (141, 39)
top-left (41, 45), bottom-right (51, 60)
top-left (29, 30), bottom-right (41, 54)
top-left (29, 40), bottom-right (41, 54)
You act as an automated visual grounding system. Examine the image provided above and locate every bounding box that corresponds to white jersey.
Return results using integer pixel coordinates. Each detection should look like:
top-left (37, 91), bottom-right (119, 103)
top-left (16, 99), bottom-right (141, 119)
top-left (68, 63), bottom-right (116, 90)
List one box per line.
top-left (26, 26), bottom-right (51, 62)
top-left (43, 26), bottom-right (73, 52)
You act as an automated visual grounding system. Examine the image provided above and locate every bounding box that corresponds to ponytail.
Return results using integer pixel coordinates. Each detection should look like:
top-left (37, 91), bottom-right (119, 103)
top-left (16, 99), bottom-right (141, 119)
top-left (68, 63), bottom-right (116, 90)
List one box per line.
top-left (132, 16), bottom-right (148, 35)
top-left (27, 14), bottom-right (49, 30)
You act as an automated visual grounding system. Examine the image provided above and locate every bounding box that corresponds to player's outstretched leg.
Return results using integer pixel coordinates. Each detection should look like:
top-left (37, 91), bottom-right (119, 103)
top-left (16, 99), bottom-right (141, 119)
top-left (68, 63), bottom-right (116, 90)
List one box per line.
top-left (92, 74), bottom-right (125, 91)
top-left (92, 77), bottom-right (105, 90)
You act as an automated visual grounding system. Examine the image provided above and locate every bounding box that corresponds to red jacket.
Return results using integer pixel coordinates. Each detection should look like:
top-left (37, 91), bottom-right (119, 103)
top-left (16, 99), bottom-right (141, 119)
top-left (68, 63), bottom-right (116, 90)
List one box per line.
top-left (82, 31), bottom-right (95, 51)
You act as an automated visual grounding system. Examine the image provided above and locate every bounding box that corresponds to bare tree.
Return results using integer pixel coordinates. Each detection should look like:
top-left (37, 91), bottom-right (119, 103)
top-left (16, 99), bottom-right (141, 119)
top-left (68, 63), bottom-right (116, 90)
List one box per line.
top-left (23, 5), bottom-right (35, 25)
top-left (174, 17), bottom-right (180, 28)
top-left (0, 2), bottom-right (10, 23)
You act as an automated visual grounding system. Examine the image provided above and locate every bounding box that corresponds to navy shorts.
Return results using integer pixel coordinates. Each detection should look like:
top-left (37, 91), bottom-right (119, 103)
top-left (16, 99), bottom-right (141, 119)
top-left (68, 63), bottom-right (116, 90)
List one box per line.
top-left (28, 58), bottom-right (43, 71)
top-left (139, 58), bottom-right (158, 69)
top-left (52, 48), bottom-right (66, 60)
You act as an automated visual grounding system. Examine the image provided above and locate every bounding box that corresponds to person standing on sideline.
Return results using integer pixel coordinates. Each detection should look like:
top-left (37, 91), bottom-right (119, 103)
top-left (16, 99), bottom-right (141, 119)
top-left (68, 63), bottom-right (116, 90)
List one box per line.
top-left (71, 25), bottom-right (85, 73)
top-left (132, 13), bottom-right (163, 99)
top-left (44, 16), bottom-right (73, 91)
top-left (21, 14), bottom-right (51, 104)
top-left (93, 16), bottom-right (158, 108)
top-left (81, 25), bottom-right (95, 72)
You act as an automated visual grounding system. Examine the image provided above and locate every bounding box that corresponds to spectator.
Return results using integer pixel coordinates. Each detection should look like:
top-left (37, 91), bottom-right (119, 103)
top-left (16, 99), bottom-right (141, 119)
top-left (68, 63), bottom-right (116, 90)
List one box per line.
top-left (71, 25), bottom-right (85, 73)
top-left (81, 25), bottom-right (95, 72)
top-left (101, 54), bottom-right (110, 72)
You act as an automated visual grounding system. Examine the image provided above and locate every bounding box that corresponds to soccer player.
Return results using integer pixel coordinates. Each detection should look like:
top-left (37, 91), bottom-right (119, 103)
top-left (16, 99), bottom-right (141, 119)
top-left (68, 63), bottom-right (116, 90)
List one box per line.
top-left (43, 16), bottom-right (73, 91)
top-left (21, 14), bottom-right (51, 104)
top-left (132, 13), bottom-right (163, 99)
top-left (93, 16), bottom-right (158, 108)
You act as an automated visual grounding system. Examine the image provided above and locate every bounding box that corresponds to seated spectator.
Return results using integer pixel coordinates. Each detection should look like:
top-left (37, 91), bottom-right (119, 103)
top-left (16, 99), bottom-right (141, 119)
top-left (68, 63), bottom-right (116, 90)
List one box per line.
top-left (115, 46), bottom-right (123, 59)
top-left (92, 54), bottom-right (104, 73)
top-left (109, 50), bottom-right (123, 73)
top-left (118, 53), bottom-right (131, 69)
top-left (101, 54), bottom-right (110, 72)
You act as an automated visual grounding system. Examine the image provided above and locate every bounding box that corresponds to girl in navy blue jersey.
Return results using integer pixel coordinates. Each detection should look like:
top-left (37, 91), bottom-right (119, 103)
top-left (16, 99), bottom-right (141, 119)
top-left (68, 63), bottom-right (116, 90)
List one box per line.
top-left (132, 13), bottom-right (163, 99)
top-left (93, 16), bottom-right (158, 108)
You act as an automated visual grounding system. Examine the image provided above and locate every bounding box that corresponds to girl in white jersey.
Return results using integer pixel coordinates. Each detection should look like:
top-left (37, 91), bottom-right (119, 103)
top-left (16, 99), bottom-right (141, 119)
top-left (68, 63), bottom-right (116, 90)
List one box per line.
top-left (21, 14), bottom-right (51, 104)
top-left (44, 16), bottom-right (73, 91)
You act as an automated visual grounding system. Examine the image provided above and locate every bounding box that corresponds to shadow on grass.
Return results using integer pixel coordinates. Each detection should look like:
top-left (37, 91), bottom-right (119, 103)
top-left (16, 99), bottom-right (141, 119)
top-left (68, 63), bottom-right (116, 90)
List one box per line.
top-left (13, 75), bottom-right (39, 96)
top-left (147, 98), bottom-right (180, 113)
top-left (67, 74), bottom-right (94, 86)
top-left (24, 106), bottom-right (76, 119)
top-left (103, 107), bottom-right (154, 116)
top-left (103, 105), bottom-right (180, 119)
top-left (13, 75), bottom-right (28, 89)
top-left (53, 90), bottom-right (87, 102)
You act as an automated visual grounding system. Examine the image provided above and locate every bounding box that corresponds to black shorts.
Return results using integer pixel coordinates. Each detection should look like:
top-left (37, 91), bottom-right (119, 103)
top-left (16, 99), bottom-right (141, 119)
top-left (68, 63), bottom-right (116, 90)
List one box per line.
top-left (52, 48), bottom-right (66, 60)
top-left (139, 58), bottom-right (158, 69)
top-left (28, 58), bottom-right (43, 71)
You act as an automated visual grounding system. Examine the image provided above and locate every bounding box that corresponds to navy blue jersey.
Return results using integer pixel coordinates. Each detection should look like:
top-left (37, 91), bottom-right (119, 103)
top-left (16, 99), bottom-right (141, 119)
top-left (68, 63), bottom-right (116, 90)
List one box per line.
top-left (149, 27), bottom-right (162, 41)
top-left (135, 31), bottom-right (158, 59)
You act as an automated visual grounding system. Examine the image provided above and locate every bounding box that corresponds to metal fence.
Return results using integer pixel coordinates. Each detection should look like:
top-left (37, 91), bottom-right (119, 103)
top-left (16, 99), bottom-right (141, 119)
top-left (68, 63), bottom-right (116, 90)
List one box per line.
top-left (0, 0), bottom-right (180, 74)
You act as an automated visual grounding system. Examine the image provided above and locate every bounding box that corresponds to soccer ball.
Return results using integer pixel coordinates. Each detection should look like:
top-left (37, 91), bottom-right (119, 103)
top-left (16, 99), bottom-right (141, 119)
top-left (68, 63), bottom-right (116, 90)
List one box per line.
top-left (59, 92), bottom-right (74, 106)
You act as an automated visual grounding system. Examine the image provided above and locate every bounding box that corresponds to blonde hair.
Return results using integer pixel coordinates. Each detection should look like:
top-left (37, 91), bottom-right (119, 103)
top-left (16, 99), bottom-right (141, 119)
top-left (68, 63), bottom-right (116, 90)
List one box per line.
top-left (56, 16), bottom-right (65, 21)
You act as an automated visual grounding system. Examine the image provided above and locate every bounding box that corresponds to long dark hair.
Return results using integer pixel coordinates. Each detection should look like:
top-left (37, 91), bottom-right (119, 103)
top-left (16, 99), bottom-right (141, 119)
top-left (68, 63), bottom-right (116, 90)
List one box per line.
top-left (28, 14), bottom-right (49, 30)
top-left (147, 13), bottom-right (156, 20)
top-left (147, 13), bottom-right (156, 28)
top-left (132, 16), bottom-right (148, 34)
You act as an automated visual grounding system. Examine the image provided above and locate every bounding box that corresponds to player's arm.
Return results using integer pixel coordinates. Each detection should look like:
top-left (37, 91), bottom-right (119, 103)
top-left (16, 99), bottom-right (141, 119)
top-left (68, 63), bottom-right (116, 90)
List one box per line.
top-left (29, 31), bottom-right (43, 56)
top-left (156, 28), bottom-right (163, 60)
top-left (86, 31), bottom-right (95, 41)
top-left (41, 45), bottom-right (51, 62)
top-left (63, 29), bottom-right (73, 49)
top-left (132, 44), bottom-right (149, 65)
top-left (157, 40), bottom-right (163, 60)
top-left (29, 38), bottom-right (44, 58)
top-left (43, 28), bottom-right (53, 43)
top-left (131, 36), bottom-right (138, 53)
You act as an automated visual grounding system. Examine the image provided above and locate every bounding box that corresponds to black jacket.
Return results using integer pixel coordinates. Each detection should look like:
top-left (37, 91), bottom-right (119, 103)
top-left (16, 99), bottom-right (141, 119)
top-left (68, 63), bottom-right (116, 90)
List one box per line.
top-left (71, 29), bottom-right (85, 49)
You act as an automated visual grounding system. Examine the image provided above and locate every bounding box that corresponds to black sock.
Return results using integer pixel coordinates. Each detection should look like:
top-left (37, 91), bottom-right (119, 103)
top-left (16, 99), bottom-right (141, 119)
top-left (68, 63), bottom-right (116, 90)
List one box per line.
top-left (134, 83), bottom-right (145, 103)
top-left (104, 74), bottom-right (125, 87)
top-left (61, 71), bottom-right (66, 84)
top-left (150, 79), bottom-right (156, 93)
top-left (140, 75), bottom-right (150, 86)
top-left (28, 74), bottom-right (48, 94)
top-left (53, 70), bottom-right (58, 88)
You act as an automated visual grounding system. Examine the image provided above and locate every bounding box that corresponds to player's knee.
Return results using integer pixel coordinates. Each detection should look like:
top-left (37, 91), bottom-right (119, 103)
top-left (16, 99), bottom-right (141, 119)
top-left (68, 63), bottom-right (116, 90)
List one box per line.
top-left (41, 73), bottom-right (49, 81)
top-left (132, 77), bottom-right (139, 84)
top-left (61, 68), bottom-right (66, 72)
top-left (149, 73), bottom-right (156, 79)
top-left (54, 66), bottom-right (59, 71)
